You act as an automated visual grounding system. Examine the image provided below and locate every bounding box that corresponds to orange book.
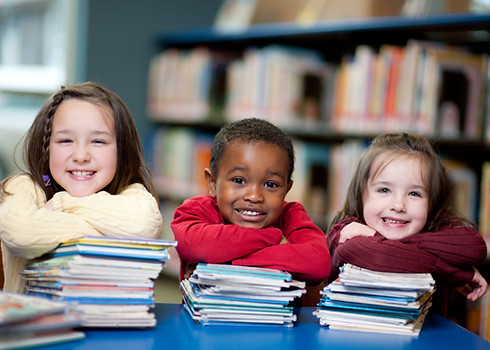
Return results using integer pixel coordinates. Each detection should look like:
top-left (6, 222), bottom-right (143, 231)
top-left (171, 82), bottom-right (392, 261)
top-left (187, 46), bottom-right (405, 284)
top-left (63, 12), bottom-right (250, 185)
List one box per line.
top-left (382, 45), bottom-right (403, 131)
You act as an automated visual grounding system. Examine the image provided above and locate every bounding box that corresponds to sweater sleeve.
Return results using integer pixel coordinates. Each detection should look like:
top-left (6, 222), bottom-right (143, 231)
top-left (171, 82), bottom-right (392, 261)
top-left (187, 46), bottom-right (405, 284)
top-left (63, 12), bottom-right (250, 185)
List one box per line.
top-left (0, 175), bottom-right (97, 259)
top-left (327, 217), bottom-right (482, 286)
top-left (233, 202), bottom-right (330, 284)
top-left (0, 176), bottom-right (163, 260)
top-left (171, 196), bottom-right (284, 265)
top-left (51, 183), bottom-right (163, 239)
top-left (403, 224), bottom-right (487, 267)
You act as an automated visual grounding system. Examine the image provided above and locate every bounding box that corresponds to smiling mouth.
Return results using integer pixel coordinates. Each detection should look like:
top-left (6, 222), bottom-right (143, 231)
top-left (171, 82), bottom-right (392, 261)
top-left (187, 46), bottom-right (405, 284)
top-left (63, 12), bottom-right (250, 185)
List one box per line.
top-left (69, 170), bottom-right (95, 177)
top-left (237, 209), bottom-right (265, 217)
top-left (383, 218), bottom-right (408, 224)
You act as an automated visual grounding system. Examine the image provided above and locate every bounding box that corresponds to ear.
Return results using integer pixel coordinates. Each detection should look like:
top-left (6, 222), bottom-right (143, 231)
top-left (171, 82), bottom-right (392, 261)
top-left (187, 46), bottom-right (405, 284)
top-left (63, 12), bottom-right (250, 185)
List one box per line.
top-left (204, 168), bottom-right (217, 197)
top-left (286, 180), bottom-right (293, 194)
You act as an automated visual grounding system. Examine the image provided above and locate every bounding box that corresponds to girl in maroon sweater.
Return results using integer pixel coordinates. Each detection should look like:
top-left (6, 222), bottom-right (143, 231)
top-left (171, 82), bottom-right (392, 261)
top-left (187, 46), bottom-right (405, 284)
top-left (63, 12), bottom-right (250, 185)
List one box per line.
top-left (326, 132), bottom-right (487, 315)
top-left (171, 118), bottom-right (330, 302)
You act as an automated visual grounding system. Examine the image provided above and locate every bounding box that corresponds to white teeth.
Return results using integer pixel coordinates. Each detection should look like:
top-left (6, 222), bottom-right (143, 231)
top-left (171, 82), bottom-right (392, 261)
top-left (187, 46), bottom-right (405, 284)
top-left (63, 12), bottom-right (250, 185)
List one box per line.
top-left (71, 171), bottom-right (93, 177)
top-left (384, 218), bottom-right (405, 224)
top-left (241, 210), bottom-right (261, 216)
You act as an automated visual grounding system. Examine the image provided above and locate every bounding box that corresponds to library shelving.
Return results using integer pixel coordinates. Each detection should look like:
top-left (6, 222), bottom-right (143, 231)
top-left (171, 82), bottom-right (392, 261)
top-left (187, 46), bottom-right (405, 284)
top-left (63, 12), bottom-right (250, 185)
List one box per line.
top-left (146, 12), bottom-right (490, 336)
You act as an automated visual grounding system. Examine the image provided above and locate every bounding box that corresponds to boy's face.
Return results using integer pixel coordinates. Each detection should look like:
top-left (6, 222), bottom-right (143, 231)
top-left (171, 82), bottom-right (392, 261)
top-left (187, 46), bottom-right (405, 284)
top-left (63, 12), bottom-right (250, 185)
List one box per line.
top-left (363, 155), bottom-right (429, 240)
top-left (205, 141), bottom-right (292, 229)
top-left (49, 99), bottom-right (117, 197)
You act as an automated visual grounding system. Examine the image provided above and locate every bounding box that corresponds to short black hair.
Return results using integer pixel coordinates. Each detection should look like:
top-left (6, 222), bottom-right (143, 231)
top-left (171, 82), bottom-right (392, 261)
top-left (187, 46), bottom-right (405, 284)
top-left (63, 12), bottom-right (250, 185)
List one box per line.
top-left (209, 118), bottom-right (295, 182)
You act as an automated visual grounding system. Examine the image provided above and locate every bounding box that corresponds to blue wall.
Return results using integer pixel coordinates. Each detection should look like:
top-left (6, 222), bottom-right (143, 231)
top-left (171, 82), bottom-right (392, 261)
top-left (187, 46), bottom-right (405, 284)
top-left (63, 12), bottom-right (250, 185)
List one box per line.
top-left (83, 0), bottom-right (222, 141)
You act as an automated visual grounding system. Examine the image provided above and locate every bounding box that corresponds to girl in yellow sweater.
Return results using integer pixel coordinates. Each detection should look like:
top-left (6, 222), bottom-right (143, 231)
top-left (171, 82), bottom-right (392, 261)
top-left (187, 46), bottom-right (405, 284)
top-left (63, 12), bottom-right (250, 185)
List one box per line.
top-left (0, 82), bottom-right (163, 293)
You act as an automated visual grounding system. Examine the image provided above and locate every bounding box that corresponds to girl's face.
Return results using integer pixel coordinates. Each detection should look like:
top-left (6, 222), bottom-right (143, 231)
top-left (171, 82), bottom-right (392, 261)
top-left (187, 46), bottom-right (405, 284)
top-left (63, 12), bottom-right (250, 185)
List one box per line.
top-left (363, 155), bottom-right (429, 240)
top-left (49, 99), bottom-right (117, 197)
top-left (205, 141), bottom-right (292, 229)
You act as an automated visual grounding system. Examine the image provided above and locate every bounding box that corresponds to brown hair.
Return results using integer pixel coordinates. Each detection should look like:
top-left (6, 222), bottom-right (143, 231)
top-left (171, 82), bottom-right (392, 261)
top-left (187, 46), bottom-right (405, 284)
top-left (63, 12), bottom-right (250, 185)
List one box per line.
top-left (329, 132), bottom-right (469, 232)
top-left (1, 82), bottom-right (158, 203)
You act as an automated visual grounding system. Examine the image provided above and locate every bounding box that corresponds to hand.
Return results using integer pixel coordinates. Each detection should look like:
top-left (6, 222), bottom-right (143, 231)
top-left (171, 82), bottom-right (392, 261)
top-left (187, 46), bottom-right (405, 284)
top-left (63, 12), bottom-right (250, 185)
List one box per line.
top-left (339, 222), bottom-right (376, 243)
top-left (184, 263), bottom-right (197, 280)
top-left (455, 268), bottom-right (488, 302)
top-left (44, 199), bottom-right (54, 211)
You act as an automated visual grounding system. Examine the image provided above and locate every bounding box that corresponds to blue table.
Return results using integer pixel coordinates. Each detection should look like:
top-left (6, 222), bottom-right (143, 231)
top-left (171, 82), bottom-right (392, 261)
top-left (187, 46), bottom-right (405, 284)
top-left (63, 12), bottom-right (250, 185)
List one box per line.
top-left (43, 303), bottom-right (489, 350)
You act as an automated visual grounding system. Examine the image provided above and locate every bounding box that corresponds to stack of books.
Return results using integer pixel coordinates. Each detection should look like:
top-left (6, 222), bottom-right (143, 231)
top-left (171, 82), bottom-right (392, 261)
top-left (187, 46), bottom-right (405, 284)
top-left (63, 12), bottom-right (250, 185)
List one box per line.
top-left (0, 292), bottom-right (84, 349)
top-left (21, 236), bottom-right (177, 328)
top-left (314, 264), bottom-right (436, 336)
top-left (180, 263), bottom-right (306, 327)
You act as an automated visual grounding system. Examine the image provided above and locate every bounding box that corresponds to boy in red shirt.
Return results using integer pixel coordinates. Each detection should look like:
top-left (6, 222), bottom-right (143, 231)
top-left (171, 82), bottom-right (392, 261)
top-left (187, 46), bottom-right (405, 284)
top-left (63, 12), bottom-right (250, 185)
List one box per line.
top-left (171, 118), bottom-right (330, 303)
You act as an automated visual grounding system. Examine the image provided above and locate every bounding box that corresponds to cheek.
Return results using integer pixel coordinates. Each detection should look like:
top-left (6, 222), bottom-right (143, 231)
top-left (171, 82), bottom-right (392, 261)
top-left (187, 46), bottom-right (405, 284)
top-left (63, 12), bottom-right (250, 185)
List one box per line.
top-left (48, 148), bottom-right (62, 170)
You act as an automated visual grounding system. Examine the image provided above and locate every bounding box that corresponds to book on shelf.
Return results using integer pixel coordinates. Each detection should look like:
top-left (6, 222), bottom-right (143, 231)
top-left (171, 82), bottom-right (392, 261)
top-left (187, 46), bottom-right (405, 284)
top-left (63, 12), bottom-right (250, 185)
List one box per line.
top-left (150, 126), bottom-right (214, 199)
top-left (149, 36), bottom-right (489, 141)
top-left (0, 292), bottom-right (84, 349)
top-left (21, 236), bottom-right (177, 328)
top-left (147, 47), bottom-right (235, 122)
top-left (442, 159), bottom-right (478, 223)
top-left (485, 57), bottom-right (490, 144)
top-left (314, 264), bottom-right (436, 336)
top-left (479, 161), bottom-right (490, 239)
top-left (225, 45), bottom-right (335, 127)
top-left (180, 263), bottom-right (306, 327)
top-left (287, 140), bottom-right (330, 229)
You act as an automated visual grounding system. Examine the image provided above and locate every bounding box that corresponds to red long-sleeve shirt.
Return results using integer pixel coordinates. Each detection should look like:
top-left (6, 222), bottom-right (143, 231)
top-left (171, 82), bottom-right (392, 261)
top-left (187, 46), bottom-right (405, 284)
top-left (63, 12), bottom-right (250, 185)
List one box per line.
top-left (327, 217), bottom-right (487, 286)
top-left (171, 195), bottom-right (330, 284)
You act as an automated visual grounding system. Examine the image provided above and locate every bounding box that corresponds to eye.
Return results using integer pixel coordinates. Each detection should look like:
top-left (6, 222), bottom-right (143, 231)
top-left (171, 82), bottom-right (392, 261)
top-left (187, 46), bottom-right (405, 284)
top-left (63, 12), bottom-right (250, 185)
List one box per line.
top-left (92, 139), bottom-right (107, 145)
top-left (409, 191), bottom-right (422, 197)
top-left (264, 181), bottom-right (278, 188)
top-left (231, 177), bottom-right (245, 185)
top-left (377, 187), bottom-right (389, 194)
top-left (58, 139), bottom-right (72, 144)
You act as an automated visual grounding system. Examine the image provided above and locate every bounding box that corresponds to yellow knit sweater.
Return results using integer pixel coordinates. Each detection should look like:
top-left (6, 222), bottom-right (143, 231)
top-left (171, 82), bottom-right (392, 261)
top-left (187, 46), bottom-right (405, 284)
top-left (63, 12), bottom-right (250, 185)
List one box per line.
top-left (0, 175), bottom-right (163, 293)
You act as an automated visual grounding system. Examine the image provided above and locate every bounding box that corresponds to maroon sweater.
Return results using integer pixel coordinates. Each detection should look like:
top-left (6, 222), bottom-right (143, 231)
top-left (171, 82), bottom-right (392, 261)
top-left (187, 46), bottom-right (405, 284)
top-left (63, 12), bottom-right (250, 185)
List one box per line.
top-left (326, 217), bottom-right (487, 315)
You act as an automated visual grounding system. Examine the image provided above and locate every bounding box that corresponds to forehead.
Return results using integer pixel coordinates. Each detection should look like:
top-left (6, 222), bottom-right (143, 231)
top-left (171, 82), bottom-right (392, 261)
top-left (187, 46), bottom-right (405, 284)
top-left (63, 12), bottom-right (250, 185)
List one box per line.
top-left (370, 153), bottom-right (427, 183)
top-left (221, 141), bottom-right (289, 171)
top-left (52, 99), bottom-right (115, 130)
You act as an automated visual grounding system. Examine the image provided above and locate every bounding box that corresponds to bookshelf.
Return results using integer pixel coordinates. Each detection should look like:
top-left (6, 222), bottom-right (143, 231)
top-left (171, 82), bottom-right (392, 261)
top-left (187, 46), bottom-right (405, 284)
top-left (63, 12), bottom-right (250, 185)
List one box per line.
top-left (147, 12), bottom-right (490, 335)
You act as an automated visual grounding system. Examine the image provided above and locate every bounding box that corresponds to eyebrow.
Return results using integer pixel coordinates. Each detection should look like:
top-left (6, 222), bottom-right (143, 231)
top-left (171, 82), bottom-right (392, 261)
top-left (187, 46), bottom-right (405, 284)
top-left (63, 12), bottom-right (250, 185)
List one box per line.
top-left (226, 166), bottom-right (286, 179)
top-left (52, 129), bottom-right (113, 136)
top-left (371, 180), bottom-right (426, 191)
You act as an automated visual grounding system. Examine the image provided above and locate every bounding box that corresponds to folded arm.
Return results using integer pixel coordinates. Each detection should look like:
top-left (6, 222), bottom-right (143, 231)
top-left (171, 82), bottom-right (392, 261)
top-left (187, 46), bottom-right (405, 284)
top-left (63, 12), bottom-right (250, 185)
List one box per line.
top-left (234, 202), bottom-right (330, 284)
top-left (171, 196), bottom-right (284, 265)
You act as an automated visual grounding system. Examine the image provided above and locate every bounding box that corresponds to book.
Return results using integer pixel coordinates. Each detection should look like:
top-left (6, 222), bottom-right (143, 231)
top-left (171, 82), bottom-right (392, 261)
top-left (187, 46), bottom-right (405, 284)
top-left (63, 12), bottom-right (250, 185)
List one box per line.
top-left (0, 292), bottom-right (84, 349)
top-left (314, 264), bottom-right (435, 336)
top-left (181, 263), bottom-right (306, 327)
top-left (0, 331), bottom-right (85, 350)
top-left (22, 236), bottom-right (177, 328)
top-left (479, 162), bottom-right (490, 239)
top-left (48, 236), bottom-right (176, 261)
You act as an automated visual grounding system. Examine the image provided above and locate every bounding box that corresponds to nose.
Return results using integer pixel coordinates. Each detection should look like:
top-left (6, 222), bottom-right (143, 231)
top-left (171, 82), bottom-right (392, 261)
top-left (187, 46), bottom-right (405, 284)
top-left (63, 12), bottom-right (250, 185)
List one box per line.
top-left (391, 195), bottom-right (406, 213)
top-left (243, 184), bottom-right (264, 203)
top-left (73, 145), bottom-right (90, 163)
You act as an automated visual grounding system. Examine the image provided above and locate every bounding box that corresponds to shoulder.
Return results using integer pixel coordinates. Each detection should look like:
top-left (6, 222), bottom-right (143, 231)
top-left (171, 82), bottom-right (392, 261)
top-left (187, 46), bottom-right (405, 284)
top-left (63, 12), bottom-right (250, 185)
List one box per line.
top-left (281, 201), bottom-right (306, 212)
top-left (121, 183), bottom-right (147, 192)
top-left (119, 183), bottom-right (155, 198)
top-left (180, 195), bottom-right (217, 210)
top-left (2, 174), bottom-right (40, 194)
top-left (173, 195), bottom-right (222, 223)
